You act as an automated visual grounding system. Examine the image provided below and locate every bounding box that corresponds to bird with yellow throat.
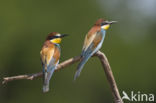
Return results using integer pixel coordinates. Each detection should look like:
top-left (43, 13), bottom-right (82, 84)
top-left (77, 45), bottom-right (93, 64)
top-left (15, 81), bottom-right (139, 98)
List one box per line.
top-left (74, 18), bottom-right (117, 80)
top-left (40, 32), bottom-right (67, 93)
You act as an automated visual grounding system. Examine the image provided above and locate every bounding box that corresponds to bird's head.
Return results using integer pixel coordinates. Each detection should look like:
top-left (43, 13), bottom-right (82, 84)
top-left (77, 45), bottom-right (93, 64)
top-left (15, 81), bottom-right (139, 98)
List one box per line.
top-left (95, 18), bottom-right (117, 30)
top-left (46, 32), bottom-right (68, 44)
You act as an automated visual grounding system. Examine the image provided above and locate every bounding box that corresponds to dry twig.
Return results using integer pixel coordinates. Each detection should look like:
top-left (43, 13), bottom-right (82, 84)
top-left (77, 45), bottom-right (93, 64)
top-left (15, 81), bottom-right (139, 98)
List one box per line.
top-left (2, 51), bottom-right (123, 103)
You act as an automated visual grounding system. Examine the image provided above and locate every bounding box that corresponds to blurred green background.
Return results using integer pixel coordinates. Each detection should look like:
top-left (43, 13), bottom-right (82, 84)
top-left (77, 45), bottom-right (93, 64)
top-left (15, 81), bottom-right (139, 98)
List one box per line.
top-left (0, 0), bottom-right (156, 103)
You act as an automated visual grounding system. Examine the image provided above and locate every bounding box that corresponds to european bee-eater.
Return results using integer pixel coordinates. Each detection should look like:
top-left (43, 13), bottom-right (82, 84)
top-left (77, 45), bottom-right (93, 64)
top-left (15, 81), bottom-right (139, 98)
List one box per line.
top-left (40, 32), bottom-right (67, 93)
top-left (74, 18), bottom-right (117, 80)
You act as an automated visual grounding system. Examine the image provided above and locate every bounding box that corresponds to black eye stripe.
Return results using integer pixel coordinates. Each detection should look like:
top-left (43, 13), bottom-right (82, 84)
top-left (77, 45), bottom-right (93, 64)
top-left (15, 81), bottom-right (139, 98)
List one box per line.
top-left (49, 36), bottom-right (60, 39)
top-left (54, 36), bottom-right (60, 38)
top-left (101, 22), bottom-right (109, 26)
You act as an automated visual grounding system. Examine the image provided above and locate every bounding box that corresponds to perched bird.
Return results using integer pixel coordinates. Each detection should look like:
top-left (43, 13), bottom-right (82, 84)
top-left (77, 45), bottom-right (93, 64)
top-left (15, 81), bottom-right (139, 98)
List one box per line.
top-left (40, 32), bottom-right (67, 93)
top-left (74, 18), bottom-right (117, 80)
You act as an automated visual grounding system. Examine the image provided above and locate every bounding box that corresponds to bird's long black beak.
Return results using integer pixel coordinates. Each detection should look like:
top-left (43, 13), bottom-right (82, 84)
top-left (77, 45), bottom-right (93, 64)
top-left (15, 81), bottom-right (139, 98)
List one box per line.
top-left (60, 34), bottom-right (68, 38)
top-left (108, 21), bottom-right (117, 24)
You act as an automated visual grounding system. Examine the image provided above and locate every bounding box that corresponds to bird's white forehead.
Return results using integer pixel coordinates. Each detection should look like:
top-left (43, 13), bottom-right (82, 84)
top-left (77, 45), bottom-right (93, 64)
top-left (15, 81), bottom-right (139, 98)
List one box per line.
top-left (56, 33), bottom-right (61, 36)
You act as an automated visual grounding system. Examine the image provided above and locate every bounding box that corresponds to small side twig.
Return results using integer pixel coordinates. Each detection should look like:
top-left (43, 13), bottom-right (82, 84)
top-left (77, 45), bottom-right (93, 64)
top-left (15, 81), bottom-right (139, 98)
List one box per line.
top-left (2, 51), bottom-right (123, 103)
top-left (2, 56), bottom-right (81, 84)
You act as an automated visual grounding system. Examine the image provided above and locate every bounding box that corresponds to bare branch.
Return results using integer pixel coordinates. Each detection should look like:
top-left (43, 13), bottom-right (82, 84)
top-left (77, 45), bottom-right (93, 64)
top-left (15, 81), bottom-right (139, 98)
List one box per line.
top-left (2, 51), bottom-right (123, 103)
top-left (2, 56), bottom-right (81, 84)
top-left (94, 51), bottom-right (123, 103)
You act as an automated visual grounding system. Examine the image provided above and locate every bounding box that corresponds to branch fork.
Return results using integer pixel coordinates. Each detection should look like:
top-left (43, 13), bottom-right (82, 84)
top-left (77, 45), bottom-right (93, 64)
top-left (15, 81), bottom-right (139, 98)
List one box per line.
top-left (2, 51), bottom-right (123, 103)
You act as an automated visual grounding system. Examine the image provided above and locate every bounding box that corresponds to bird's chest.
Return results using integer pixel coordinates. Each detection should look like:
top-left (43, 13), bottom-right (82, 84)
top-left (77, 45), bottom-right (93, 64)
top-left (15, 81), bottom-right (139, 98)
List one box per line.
top-left (100, 29), bottom-right (106, 39)
top-left (54, 44), bottom-right (61, 52)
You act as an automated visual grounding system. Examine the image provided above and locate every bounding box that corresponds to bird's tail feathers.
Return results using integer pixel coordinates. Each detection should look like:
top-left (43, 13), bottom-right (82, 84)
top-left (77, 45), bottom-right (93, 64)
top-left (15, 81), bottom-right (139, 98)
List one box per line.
top-left (43, 71), bottom-right (52, 93)
top-left (43, 83), bottom-right (49, 93)
top-left (74, 53), bottom-right (92, 81)
top-left (42, 65), bottom-right (56, 93)
top-left (43, 72), bottom-right (50, 93)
